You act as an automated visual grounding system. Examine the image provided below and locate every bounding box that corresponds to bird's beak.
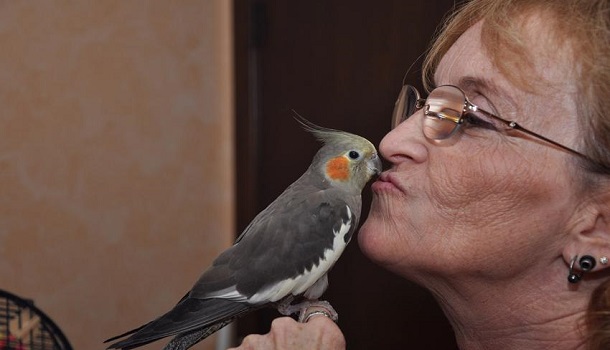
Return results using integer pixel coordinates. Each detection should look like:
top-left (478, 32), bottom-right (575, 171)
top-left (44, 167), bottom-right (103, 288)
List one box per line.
top-left (368, 153), bottom-right (383, 177)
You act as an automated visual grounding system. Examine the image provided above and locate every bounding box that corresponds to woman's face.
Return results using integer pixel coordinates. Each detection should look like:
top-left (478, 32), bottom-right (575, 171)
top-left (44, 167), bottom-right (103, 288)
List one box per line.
top-left (359, 20), bottom-right (584, 287)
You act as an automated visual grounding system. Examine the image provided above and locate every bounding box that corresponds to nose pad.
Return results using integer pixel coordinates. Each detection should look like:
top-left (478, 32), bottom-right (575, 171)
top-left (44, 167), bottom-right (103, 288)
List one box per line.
top-left (405, 86), bottom-right (424, 116)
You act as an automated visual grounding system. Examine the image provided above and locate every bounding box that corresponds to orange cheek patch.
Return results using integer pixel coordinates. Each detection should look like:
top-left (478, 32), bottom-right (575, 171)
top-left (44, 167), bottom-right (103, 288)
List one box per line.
top-left (326, 156), bottom-right (350, 181)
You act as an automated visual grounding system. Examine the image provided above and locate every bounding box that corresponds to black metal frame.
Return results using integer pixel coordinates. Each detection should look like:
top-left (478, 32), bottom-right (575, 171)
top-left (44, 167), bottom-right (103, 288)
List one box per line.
top-left (0, 289), bottom-right (73, 350)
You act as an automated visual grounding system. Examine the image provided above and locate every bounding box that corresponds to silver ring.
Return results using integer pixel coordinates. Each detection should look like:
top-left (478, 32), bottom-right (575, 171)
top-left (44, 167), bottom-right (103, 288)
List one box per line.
top-left (303, 310), bottom-right (333, 323)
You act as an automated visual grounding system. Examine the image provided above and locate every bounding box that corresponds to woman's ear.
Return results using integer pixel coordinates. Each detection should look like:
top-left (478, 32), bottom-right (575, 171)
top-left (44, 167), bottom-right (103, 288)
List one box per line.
top-left (563, 194), bottom-right (610, 273)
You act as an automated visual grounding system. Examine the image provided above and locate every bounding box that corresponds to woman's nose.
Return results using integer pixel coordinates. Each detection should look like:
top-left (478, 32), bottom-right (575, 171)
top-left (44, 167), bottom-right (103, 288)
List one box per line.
top-left (379, 112), bottom-right (428, 164)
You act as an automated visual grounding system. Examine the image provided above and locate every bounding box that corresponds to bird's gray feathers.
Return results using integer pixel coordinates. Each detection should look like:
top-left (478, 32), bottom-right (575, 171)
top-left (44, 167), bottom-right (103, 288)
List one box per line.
top-left (107, 178), bottom-right (360, 350)
top-left (106, 298), bottom-right (251, 349)
top-left (105, 117), bottom-right (380, 350)
top-left (162, 321), bottom-right (234, 350)
top-left (192, 182), bottom-right (359, 300)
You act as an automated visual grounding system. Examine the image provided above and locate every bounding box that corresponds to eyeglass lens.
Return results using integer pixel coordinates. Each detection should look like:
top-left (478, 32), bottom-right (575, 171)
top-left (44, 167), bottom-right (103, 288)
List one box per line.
top-left (392, 85), bottom-right (469, 140)
top-left (424, 86), bottom-right (467, 140)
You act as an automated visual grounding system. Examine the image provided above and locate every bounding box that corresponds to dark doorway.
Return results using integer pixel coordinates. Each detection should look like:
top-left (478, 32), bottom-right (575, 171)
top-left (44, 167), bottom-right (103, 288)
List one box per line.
top-left (234, 1), bottom-right (459, 348)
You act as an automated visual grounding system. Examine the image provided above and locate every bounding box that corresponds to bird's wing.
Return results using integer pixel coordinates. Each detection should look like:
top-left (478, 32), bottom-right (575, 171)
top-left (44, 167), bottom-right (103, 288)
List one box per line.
top-left (106, 188), bottom-right (358, 349)
top-left (191, 187), bottom-right (359, 303)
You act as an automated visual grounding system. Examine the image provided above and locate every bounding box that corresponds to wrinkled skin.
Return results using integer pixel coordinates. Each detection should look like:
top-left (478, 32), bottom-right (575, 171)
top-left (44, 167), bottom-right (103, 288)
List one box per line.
top-left (229, 315), bottom-right (345, 350)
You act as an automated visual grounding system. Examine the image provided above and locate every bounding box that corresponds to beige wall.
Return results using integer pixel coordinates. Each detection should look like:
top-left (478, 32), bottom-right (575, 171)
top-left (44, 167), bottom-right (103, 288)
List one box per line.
top-left (0, 1), bottom-right (234, 349)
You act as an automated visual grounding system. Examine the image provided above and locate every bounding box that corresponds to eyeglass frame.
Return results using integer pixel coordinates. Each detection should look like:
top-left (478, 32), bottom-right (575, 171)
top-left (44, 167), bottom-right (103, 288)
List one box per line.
top-left (392, 84), bottom-right (595, 163)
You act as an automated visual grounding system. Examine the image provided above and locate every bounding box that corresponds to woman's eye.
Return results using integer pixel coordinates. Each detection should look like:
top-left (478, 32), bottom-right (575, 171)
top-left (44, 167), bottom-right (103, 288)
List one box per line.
top-left (463, 113), bottom-right (498, 131)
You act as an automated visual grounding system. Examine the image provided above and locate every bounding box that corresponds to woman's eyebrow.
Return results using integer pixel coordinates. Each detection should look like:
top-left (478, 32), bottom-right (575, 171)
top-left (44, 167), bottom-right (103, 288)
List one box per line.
top-left (432, 75), bottom-right (519, 115)
top-left (458, 76), bottom-right (518, 113)
top-left (458, 76), bottom-right (499, 95)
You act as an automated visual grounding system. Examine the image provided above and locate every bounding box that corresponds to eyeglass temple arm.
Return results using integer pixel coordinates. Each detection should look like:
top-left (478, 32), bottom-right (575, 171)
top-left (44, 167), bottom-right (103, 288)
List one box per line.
top-left (476, 108), bottom-right (590, 160)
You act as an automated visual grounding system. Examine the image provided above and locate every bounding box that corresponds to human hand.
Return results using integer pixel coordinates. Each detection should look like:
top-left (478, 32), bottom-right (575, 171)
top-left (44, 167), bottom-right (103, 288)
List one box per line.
top-left (229, 312), bottom-right (346, 350)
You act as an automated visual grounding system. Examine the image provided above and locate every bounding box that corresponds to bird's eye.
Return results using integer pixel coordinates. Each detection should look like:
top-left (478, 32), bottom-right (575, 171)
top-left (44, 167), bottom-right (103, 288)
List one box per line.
top-left (348, 151), bottom-right (360, 159)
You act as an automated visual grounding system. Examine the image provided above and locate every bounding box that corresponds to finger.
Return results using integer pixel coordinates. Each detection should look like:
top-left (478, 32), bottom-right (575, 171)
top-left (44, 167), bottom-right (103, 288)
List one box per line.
top-left (229, 334), bottom-right (269, 350)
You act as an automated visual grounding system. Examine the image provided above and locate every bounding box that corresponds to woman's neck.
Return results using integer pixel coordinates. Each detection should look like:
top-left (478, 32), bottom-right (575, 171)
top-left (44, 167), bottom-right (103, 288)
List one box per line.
top-left (428, 271), bottom-right (590, 350)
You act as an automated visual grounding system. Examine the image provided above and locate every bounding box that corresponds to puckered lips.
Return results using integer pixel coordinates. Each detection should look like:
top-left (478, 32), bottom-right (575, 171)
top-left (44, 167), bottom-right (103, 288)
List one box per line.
top-left (371, 171), bottom-right (404, 194)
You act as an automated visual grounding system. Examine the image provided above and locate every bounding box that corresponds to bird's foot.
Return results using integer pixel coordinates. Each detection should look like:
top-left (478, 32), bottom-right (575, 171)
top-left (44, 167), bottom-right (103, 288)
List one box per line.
top-left (276, 295), bottom-right (295, 315)
top-left (277, 298), bottom-right (338, 323)
top-left (296, 300), bottom-right (338, 323)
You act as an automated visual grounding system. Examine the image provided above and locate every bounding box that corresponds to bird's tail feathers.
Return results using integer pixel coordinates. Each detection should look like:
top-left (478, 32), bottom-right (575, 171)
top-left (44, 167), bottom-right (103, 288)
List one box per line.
top-left (105, 298), bottom-right (251, 349)
top-left (162, 318), bottom-right (236, 350)
top-left (104, 323), bottom-right (150, 345)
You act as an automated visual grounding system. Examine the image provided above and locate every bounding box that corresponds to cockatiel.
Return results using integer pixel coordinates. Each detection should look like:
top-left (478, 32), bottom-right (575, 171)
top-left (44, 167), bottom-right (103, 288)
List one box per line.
top-left (105, 118), bottom-right (382, 350)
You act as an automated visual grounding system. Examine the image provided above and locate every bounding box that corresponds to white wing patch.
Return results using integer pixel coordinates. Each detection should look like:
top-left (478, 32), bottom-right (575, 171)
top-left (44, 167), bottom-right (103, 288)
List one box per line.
top-left (205, 287), bottom-right (249, 302)
top-left (247, 205), bottom-right (353, 304)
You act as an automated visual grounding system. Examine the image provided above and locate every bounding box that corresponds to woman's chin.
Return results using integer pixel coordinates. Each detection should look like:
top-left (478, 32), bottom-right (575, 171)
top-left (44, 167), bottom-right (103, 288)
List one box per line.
top-left (357, 213), bottom-right (398, 270)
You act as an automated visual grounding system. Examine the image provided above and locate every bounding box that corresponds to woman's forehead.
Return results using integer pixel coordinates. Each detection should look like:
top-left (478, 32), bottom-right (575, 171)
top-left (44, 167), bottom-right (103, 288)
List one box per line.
top-left (435, 16), bottom-right (574, 92)
top-left (434, 16), bottom-right (579, 140)
top-left (434, 21), bottom-right (491, 87)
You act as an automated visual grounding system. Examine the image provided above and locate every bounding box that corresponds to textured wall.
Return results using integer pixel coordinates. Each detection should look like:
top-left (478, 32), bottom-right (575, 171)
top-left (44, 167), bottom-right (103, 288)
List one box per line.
top-left (0, 1), bottom-right (234, 349)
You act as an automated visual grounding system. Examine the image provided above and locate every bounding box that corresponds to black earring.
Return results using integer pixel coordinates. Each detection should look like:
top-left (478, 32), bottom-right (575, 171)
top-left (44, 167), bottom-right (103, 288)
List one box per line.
top-left (568, 255), bottom-right (597, 283)
top-left (579, 255), bottom-right (596, 271)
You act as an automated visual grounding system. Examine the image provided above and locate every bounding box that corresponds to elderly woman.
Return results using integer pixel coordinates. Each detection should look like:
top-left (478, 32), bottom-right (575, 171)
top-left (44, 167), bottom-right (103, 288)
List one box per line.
top-left (231, 0), bottom-right (610, 349)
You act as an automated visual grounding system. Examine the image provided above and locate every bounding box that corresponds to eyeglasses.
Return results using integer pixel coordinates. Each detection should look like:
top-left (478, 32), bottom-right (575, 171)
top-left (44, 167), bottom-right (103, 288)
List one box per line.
top-left (391, 84), bottom-right (592, 161)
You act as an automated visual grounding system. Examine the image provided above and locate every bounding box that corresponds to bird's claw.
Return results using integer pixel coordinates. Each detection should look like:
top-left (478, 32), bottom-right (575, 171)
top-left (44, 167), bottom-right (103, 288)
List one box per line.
top-left (297, 300), bottom-right (338, 323)
top-left (276, 298), bottom-right (338, 323)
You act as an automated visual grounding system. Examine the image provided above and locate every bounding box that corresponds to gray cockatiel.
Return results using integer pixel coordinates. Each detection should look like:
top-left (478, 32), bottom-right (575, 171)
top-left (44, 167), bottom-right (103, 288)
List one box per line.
top-left (105, 118), bottom-right (382, 350)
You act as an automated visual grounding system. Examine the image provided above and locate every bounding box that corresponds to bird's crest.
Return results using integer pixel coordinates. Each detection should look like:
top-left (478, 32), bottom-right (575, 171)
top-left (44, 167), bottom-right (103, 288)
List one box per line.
top-left (292, 111), bottom-right (368, 148)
